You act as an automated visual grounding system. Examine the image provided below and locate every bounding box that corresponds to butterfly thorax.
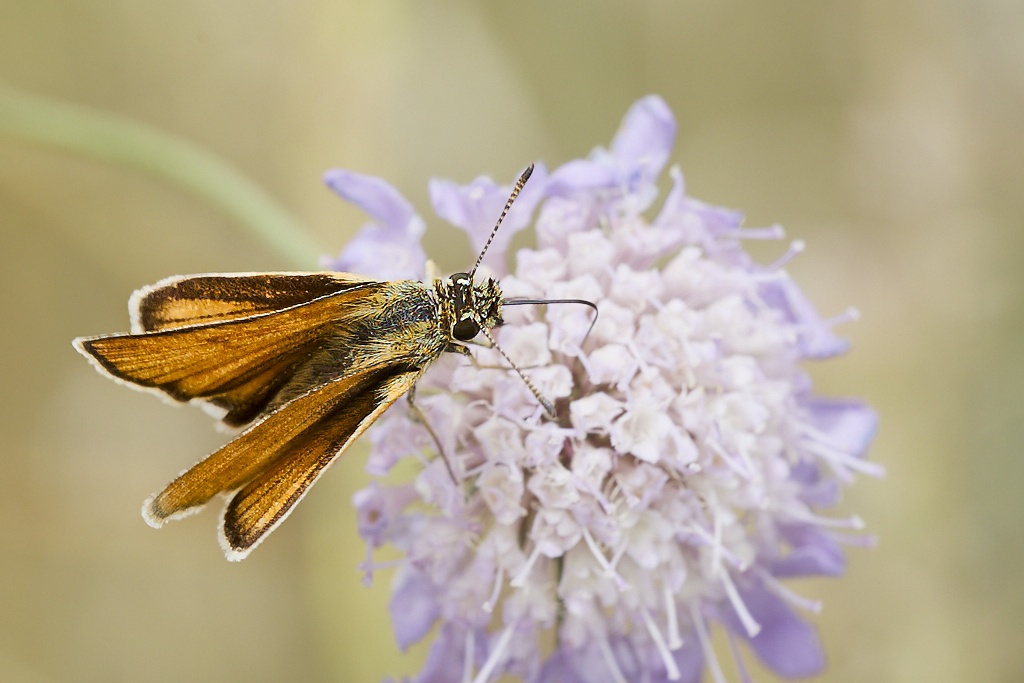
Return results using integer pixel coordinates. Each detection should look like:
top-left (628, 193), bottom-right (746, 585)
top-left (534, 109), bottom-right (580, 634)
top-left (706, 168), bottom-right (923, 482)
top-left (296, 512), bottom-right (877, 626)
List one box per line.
top-left (434, 273), bottom-right (503, 343)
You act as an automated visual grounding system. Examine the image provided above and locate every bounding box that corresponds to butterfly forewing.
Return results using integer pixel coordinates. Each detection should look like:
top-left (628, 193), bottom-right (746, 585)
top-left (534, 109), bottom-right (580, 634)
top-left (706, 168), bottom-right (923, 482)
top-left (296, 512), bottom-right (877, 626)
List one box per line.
top-left (132, 272), bottom-right (374, 333)
top-left (76, 279), bottom-right (387, 411)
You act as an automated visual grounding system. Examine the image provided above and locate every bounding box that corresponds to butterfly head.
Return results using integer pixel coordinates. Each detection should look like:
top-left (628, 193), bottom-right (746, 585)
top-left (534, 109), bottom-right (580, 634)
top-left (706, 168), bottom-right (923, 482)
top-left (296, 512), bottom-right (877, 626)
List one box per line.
top-left (445, 272), bottom-right (503, 342)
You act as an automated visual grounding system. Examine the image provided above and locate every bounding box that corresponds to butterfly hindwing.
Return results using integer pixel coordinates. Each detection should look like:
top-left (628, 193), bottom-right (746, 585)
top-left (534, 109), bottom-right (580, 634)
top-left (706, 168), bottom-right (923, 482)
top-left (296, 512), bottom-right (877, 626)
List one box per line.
top-left (144, 362), bottom-right (421, 531)
top-left (219, 365), bottom-right (422, 559)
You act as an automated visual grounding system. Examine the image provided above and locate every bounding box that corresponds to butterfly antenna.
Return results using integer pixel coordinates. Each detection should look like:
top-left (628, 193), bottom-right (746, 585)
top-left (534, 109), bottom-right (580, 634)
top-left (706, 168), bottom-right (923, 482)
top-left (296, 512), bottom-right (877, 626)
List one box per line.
top-left (469, 163), bottom-right (535, 279)
top-left (479, 326), bottom-right (555, 417)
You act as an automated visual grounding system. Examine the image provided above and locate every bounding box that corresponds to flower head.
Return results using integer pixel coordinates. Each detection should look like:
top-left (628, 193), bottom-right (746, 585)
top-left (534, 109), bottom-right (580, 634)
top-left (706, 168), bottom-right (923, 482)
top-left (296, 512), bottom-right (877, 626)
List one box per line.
top-left (327, 95), bottom-right (880, 683)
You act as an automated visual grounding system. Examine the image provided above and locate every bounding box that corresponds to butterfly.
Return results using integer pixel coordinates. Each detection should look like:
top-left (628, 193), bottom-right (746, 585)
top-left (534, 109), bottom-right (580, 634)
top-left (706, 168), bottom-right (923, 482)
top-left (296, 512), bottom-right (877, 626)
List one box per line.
top-left (74, 164), bottom-right (593, 560)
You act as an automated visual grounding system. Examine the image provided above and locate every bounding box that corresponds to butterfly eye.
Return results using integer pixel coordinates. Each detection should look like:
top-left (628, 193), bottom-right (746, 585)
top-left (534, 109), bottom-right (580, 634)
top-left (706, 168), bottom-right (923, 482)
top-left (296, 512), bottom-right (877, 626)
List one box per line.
top-left (452, 317), bottom-right (480, 341)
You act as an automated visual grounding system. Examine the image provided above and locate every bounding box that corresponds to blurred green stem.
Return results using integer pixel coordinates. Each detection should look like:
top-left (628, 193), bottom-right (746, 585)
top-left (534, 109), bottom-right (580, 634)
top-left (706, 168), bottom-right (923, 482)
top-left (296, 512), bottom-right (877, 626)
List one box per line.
top-left (0, 84), bottom-right (323, 268)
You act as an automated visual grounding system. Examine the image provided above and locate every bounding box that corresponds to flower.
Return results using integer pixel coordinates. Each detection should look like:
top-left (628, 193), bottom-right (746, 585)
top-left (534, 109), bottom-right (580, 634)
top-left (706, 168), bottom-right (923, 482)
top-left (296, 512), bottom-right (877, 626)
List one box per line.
top-left (326, 95), bottom-right (881, 683)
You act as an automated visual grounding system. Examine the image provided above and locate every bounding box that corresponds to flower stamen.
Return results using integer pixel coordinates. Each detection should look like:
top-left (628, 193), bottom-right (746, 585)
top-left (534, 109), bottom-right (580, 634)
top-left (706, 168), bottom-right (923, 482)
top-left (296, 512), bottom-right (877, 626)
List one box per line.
top-left (582, 527), bottom-right (628, 589)
top-left (597, 634), bottom-right (629, 683)
top-left (641, 605), bottom-right (681, 680)
top-left (726, 629), bottom-right (755, 683)
top-left (664, 583), bottom-right (683, 650)
top-left (758, 569), bottom-right (823, 614)
top-left (472, 622), bottom-right (515, 683)
top-left (727, 223), bottom-right (786, 240)
top-left (463, 629), bottom-right (475, 683)
top-left (767, 239), bottom-right (806, 271)
top-left (786, 506), bottom-right (866, 530)
top-left (510, 542), bottom-right (543, 588)
top-left (801, 436), bottom-right (887, 480)
top-left (689, 604), bottom-right (728, 683)
top-left (718, 568), bottom-right (761, 638)
top-left (482, 567), bottom-right (504, 613)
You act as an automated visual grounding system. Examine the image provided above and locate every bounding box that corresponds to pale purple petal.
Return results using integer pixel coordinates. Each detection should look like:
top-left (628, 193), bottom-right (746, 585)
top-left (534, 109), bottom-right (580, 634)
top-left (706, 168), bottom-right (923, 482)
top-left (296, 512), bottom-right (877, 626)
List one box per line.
top-left (536, 637), bottom-right (633, 683)
top-left (429, 164), bottom-right (548, 272)
top-left (389, 566), bottom-right (441, 650)
top-left (413, 624), bottom-right (477, 683)
top-left (653, 168), bottom-right (749, 272)
top-left (322, 169), bottom-right (426, 280)
top-left (789, 460), bottom-right (842, 507)
top-left (609, 94), bottom-right (676, 180)
top-left (547, 96), bottom-right (675, 199)
top-left (535, 647), bottom-right (602, 683)
top-left (324, 169), bottom-right (418, 232)
top-left (759, 278), bottom-right (850, 358)
top-left (545, 157), bottom-right (620, 195)
top-left (721, 586), bottom-right (826, 678)
top-left (352, 482), bottom-right (416, 548)
top-left (537, 637), bottom-right (703, 683)
top-left (772, 524), bottom-right (846, 577)
top-left (805, 399), bottom-right (879, 458)
top-left (323, 223), bottom-right (427, 281)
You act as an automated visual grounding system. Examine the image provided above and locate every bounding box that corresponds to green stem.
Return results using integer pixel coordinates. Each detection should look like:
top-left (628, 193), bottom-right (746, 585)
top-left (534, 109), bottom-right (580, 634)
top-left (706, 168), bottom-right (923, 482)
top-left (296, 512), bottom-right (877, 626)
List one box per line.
top-left (0, 84), bottom-right (324, 269)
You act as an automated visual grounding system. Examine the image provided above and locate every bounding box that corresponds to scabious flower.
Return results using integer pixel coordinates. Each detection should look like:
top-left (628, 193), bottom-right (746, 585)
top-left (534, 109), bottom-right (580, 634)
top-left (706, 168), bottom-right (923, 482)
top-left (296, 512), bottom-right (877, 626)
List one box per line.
top-left (324, 96), bottom-right (880, 683)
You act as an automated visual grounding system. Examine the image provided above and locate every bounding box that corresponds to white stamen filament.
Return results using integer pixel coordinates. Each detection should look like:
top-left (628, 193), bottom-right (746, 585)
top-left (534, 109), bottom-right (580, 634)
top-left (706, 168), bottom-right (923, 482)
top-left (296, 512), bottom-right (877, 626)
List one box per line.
top-left (462, 462), bottom-right (487, 479)
top-left (472, 622), bottom-right (515, 683)
top-left (681, 523), bottom-right (744, 568)
top-left (758, 570), bottom-right (823, 614)
top-left (582, 528), bottom-right (628, 590)
top-left (358, 557), bottom-right (404, 586)
top-left (576, 476), bottom-right (613, 513)
top-left (734, 443), bottom-right (759, 484)
top-left (510, 543), bottom-right (543, 588)
top-left (798, 421), bottom-right (885, 478)
top-left (641, 606), bottom-right (681, 681)
top-left (706, 436), bottom-right (756, 480)
top-left (608, 540), bottom-right (629, 574)
top-left (729, 223), bottom-right (786, 240)
top-left (625, 339), bottom-right (652, 374)
top-left (709, 491), bottom-right (724, 573)
top-left (689, 604), bottom-right (727, 683)
top-left (462, 630), bottom-right (475, 683)
top-left (596, 634), bottom-right (629, 683)
top-left (482, 567), bottom-right (504, 613)
top-left (725, 629), bottom-right (755, 683)
top-left (664, 583), bottom-right (683, 650)
top-left (826, 528), bottom-right (877, 547)
top-left (823, 306), bottom-right (861, 327)
top-left (786, 506), bottom-right (865, 530)
top-left (801, 437), bottom-right (887, 479)
top-left (718, 568), bottom-right (762, 637)
top-left (680, 346), bottom-right (697, 389)
top-left (767, 239), bottom-right (806, 271)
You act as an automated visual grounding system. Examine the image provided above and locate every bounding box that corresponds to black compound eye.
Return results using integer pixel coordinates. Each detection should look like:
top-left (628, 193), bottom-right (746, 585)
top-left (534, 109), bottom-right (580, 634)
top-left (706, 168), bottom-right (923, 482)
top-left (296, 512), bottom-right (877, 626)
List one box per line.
top-left (452, 317), bottom-right (480, 341)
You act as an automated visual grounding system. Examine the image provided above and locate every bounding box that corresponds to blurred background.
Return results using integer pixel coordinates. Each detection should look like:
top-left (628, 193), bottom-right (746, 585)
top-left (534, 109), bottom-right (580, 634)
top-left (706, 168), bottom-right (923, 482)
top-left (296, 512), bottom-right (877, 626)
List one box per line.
top-left (2, 2), bottom-right (1022, 681)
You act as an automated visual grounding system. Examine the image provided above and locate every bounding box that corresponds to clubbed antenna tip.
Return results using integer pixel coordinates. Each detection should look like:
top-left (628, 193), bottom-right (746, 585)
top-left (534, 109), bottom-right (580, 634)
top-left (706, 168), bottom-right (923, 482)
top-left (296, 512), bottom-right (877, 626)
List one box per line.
top-left (470, 163), bottom-right (536, 278)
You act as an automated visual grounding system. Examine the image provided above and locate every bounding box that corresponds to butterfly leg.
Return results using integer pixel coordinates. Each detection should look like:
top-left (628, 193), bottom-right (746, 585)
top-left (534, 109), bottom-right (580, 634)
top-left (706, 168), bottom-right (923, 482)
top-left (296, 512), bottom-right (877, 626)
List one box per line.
top-left (407, 385), bottom-right (460, 485)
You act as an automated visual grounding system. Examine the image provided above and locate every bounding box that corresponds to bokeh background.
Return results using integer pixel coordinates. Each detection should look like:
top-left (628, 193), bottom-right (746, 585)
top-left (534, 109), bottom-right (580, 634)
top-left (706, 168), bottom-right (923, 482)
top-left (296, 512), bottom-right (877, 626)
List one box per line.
top-left (2, 2), bottom-right (1022, 682)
